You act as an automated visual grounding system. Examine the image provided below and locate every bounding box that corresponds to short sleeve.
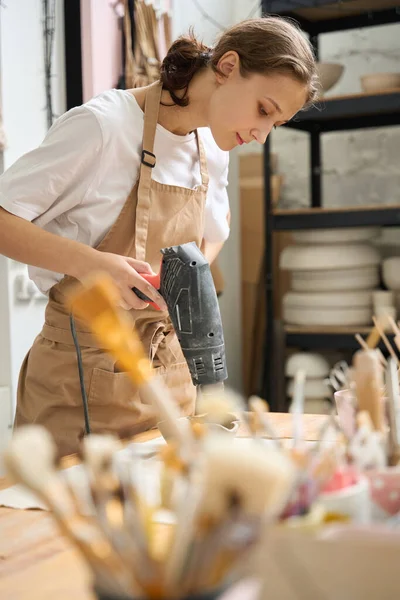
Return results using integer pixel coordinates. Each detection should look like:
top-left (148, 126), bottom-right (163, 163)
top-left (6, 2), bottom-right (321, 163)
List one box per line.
top-left (203, 150), bottom-right (230, 243)
top-left (0, 107), bottom-right (103, 223)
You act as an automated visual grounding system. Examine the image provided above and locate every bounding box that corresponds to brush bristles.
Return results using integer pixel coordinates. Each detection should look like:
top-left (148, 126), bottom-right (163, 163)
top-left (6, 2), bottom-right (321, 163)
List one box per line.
top-left (66, 275), bottom-right (153, 385)
top-left (4, 425), bottom-right (57, 493)
top-left (67, 274), bottom-right (122, 326)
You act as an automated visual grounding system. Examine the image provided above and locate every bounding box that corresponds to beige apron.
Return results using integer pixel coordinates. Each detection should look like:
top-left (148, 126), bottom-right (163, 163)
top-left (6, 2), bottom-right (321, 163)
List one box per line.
top-left (15, 81), bottom-right (209, 457)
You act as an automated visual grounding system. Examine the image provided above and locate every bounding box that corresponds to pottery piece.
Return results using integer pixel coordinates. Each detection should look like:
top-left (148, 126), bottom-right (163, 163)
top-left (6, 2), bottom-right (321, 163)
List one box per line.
top-left (361, 72), bottom-right (400, 94)
top-left (280, 243), bottom-right (380, 272)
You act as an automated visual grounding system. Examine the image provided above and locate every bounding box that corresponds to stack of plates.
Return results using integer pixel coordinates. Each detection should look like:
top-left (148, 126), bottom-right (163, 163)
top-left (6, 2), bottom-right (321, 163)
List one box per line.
top-left (285, 352), bottom-right (332, 413)
top-left (279, 228), bottom-right (381, 326)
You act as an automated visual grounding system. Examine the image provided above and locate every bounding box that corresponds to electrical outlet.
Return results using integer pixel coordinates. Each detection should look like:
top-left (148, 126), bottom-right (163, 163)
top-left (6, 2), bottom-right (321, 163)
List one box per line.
top-left (14, 273), bottom-right (46, 302)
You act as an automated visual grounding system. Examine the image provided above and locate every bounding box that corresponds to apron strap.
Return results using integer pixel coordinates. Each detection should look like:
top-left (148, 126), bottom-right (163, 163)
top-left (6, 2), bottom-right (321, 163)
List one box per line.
top-left (134, 82), bottom-right (210, 261)
top-left (135, 81), bottom-right (163, 261)
top-left (196, 130), bottom-right (209, 188)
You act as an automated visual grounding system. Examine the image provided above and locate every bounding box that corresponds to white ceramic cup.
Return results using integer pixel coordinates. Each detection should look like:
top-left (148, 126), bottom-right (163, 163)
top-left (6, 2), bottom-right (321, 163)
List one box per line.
top-left (372, 290), bottom-right (394, 308)
top-left (318, 476), bottom-right (371, 524)
top-left (375, 306), bottom-right (397, 331)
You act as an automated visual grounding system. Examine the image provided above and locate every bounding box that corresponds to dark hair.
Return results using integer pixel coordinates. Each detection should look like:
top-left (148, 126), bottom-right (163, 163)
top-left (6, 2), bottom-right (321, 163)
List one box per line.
top-left (160, 17), bottom-right (319, 108)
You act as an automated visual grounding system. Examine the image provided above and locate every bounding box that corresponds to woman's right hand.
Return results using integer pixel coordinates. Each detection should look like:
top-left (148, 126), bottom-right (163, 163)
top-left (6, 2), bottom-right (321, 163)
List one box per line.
top-left (76, 250), bottom-right (167, 311)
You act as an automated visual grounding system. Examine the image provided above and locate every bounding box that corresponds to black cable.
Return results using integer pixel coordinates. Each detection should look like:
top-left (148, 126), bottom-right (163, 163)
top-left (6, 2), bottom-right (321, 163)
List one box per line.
top-left (70, 314), bottom-right (91, 435)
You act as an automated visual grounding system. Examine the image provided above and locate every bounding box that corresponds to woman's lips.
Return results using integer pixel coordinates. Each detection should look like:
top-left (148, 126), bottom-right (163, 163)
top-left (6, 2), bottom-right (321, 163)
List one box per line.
top-left (236, 133), bottom-right (244, 145)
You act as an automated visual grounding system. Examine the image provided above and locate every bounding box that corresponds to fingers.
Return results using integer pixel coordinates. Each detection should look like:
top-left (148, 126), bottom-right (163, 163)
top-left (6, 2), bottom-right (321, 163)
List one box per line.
top-left (131, 273), bottom-right (167, 310)
top-left (120, 289), bottom-right (149, 310)
top-left (126, 257), bottom-right (154, 275)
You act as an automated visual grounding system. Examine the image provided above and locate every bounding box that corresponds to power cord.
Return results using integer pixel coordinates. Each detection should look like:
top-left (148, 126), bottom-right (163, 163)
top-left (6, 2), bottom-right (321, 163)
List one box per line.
top-left (69, 314), bottom-right (91, 435)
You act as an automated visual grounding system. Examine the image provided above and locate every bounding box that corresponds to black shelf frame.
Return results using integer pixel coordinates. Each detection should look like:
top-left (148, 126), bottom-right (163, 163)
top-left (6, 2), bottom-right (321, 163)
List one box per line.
top-left (286, 330), bottom-right (395, 351)
top-left (260, 0), bottom-right (400, 410)
top-left (272, 205), bottom-right (400, 230)
top-left (263, 1), bottom-right (400, 34)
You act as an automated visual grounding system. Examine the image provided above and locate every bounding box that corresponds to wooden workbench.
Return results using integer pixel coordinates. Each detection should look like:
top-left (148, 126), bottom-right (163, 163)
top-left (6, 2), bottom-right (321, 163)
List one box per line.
top-left (0, 414), bottom-right (328, 600)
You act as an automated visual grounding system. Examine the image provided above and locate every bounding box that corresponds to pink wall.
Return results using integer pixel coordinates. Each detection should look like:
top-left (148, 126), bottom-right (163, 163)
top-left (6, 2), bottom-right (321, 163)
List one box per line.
top-left (80, 0), bottom-right (122, 102)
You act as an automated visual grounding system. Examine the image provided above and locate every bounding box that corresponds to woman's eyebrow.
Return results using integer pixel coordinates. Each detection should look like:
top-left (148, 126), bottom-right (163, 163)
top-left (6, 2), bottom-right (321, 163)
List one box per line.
top-left (263, 96), bottom-right (283, 114)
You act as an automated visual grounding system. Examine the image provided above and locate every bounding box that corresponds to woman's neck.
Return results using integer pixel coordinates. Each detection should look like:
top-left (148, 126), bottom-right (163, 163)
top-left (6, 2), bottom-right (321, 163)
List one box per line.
top-left (157, 68), bottom-right (216, 135)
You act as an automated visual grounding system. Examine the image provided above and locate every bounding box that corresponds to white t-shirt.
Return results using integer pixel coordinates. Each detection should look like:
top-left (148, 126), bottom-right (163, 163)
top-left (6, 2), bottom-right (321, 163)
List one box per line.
top-left (0, 89), bottom-right (230, 294)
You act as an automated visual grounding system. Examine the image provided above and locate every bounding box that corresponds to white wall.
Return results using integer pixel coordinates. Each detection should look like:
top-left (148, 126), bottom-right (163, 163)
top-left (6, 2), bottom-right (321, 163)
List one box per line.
top-left (80, 0), bottom-right (122, 102)
top-left (267, 23), bottom-right (400, 210)
top-left (0, 0), bottom-right (66, 430)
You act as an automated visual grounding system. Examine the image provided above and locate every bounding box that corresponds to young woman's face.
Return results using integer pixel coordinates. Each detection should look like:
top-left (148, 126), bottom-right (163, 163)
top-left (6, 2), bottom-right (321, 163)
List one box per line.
top-left (209, 52), bottom-right (309, 151)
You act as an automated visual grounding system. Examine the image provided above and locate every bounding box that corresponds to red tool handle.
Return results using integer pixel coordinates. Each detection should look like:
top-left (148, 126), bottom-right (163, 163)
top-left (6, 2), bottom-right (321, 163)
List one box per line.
top-left (132, 271), bottom-right (162, 311)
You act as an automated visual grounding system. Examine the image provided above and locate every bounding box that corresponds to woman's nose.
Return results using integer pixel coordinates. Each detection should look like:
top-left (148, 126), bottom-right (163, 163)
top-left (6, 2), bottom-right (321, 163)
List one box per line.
top-left (251, 124), bottom-right (273, 145)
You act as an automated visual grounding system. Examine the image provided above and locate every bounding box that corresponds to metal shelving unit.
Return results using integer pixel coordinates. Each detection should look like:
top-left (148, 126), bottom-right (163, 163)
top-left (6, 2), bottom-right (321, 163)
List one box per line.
top-left (260, 0), bottom-right (400, 411)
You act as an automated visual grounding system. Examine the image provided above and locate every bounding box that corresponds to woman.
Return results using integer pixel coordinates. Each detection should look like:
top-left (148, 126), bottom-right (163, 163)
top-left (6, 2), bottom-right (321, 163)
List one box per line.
top-left (0, 17), bottom-right (318, 456)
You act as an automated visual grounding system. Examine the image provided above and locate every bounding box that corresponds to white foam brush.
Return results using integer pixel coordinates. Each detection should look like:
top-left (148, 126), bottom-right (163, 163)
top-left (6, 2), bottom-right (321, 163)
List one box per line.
top-left (4, 425), bottom-right (138, 599)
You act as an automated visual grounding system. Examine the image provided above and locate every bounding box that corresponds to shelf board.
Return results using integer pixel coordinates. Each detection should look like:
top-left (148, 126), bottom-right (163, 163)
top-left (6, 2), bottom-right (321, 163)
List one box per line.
top-left (285, 90), bottom-right (400, 132)
top-left (284, 325), bottom-right (395, 350)
top-left (263, 1), bottom-right (400, 33)
top-left (272, 204), bottom-right (400, 230)
top-left (285, 325), bottom-right (372, 335)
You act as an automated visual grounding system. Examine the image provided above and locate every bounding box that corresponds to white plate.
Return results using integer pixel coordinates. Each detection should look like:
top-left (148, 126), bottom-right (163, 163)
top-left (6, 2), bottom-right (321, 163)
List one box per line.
top-left (285, 352), bottom-right (330, 378)
top-left (283, 290), bottom-right (372, 309)
top-left (280, 243), bottom-right (380, 271)
top-left (292, 227), bottom-right (380, 245)
top-left (291, 265), bottom-right (379, 292)
top-left (287, 378), bottom-right (331, 400)
top-left (283, 305), bottom-right (372, 326)
top-left (382, 257), bottom-right (400, 291)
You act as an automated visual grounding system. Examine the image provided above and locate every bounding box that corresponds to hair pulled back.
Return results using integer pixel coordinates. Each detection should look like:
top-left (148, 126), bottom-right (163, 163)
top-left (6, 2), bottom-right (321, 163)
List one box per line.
top-left (160, 17), bottom-right (319, 108)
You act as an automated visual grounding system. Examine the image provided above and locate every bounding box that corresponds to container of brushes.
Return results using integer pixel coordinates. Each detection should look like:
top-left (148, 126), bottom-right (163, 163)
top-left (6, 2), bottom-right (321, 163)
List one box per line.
top-left (318, 474), bottom-right (371, 524)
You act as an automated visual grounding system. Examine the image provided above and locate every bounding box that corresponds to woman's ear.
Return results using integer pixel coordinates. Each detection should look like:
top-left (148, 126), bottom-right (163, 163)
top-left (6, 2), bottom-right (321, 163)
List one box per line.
top-left (216, 51), bottom-right (240, 83)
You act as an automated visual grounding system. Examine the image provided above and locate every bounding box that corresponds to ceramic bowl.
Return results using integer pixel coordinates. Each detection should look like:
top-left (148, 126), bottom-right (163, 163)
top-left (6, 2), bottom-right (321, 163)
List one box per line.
top-left (292, 227), bottom-right (380, 245)
top-left (318, 476), bottom-right (371, 524)
top-left (364, 467), bottom-right (400, 518)
top-left (157, 413), bottom-right (240, 442)
top-left (303, 398), bottom-right (331, 415)
top-left (283, 305), bottom-right (372, 327)
top-left (372, 290), bottom-right (394, 308)
top-left (361, 72), bottom-right (400, 94)
top-left (285, 352), bottom-right (330, 378)
top-left (280, 243), bottom-right (380, 272)
top-left (283, 290), bottom-right (372, 309)
top-left (382, 257), bottom-right (400, 291)
top-left (316, 62), bottom-right (344, 93)
top-left (291, 265), bottom-right (379, 292)
top-left (286, 378), bottom-right (331, 400)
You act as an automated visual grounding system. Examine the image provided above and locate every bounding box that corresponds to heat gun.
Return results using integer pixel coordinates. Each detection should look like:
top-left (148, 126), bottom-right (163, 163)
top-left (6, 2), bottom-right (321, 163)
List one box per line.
top-left (133, 242), bottom-right (228, 388)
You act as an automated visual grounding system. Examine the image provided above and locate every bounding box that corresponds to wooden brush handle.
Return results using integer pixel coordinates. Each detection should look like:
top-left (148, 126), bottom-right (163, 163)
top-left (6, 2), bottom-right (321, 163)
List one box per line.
top-left (353, 350), bottom-right (384, 431)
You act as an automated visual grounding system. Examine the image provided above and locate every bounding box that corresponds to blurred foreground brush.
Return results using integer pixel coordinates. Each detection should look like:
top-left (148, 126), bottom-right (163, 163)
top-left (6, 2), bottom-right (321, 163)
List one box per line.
top-left (66, 274), bottom-right (193, 452)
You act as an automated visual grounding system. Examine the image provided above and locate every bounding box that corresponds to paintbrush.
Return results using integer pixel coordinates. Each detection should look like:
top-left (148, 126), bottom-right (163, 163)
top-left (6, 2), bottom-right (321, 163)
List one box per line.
top-left (67, 274), bottom-right (193, 453)
top-left (385, 357), bottom-right (400, 466)
top-left (248, 396), bottom-right (282, 448)
top-left (289, 369), bottom-right (306, 449)
top-left (372, 316), bottom-right (399, 366)
top-left (193, 437), bottom-right (296, 591)
top-left (355, 333), bottom-right (387, 367)
top-left (83, 435), bottom-right (162, 592)
top-left (165, 435), bottom-right (295, 596)
top-left (4, 425), bottom-right (138, 598)
top-left (352, 349), bottom-right (385, 432)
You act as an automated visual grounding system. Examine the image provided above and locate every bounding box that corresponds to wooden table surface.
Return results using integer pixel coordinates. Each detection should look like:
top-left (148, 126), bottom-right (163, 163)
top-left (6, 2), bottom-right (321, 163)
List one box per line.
top-left (0, 413), bottom-right (328, 600)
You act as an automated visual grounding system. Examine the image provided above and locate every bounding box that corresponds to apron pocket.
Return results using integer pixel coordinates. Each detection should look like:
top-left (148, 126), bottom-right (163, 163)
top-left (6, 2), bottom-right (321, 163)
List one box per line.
top-left (88, 367), bottom-right (141, 409)
top-left (88, 361), bottom-right (195, 416)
